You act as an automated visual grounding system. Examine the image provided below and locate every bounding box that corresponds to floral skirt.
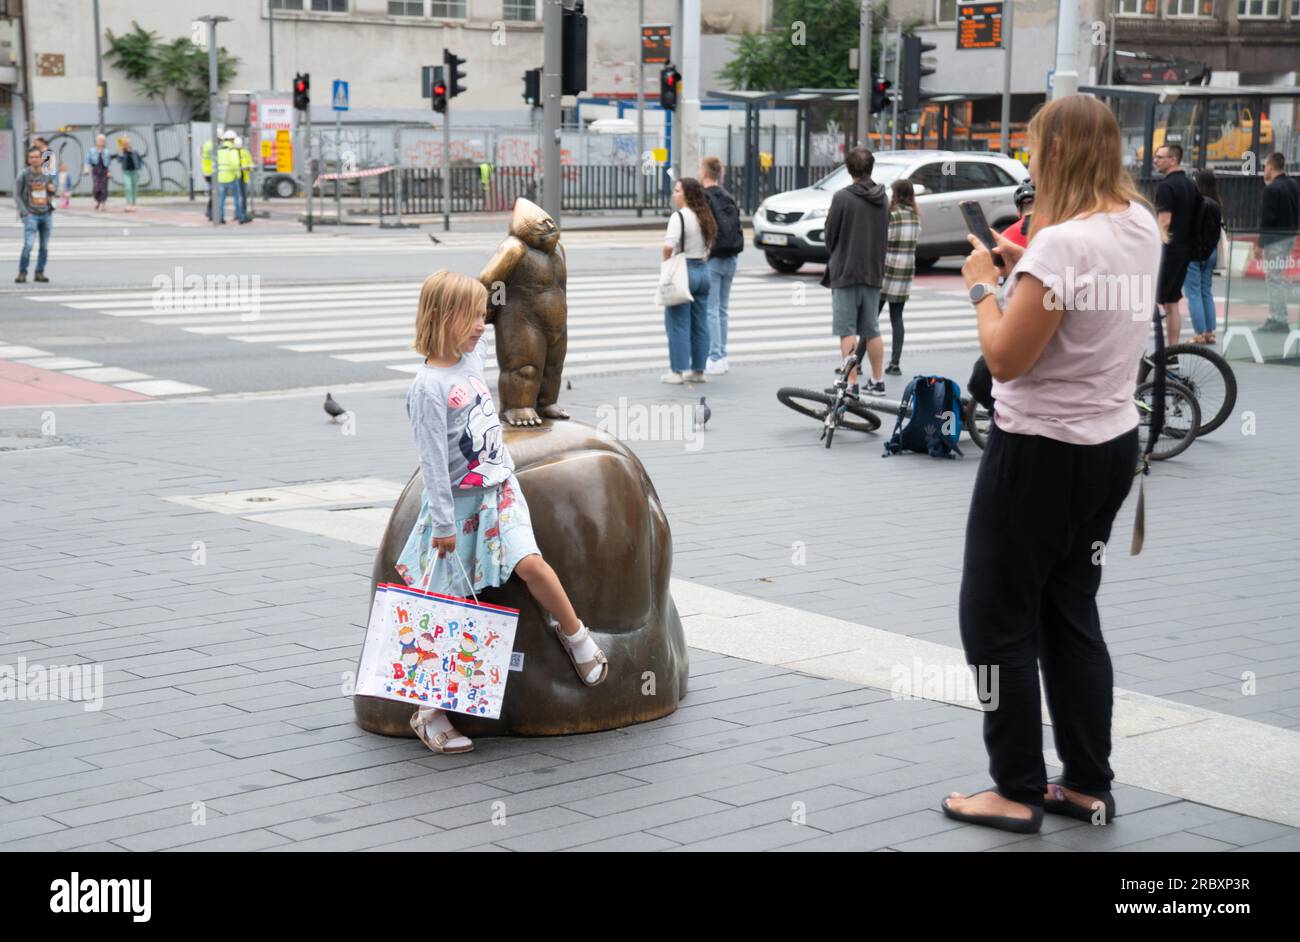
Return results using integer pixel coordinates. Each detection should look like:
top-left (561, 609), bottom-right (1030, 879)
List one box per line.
top-left (394, 472), bottom-right (540, 598)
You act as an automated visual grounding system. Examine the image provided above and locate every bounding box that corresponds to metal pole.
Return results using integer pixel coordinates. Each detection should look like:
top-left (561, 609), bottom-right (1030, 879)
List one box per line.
top-left (892, 23), bottom-right (901, 150)
top-left (268, 2), bottom-right (275, 90)
top-left (857, 0), bottom-right (872, 147)
top-left (1000, 0), bottom-right (1014, 155)
top-left (335, 108), bottom-right (342, 223)
top-left (93, 0), bottom-right (105, 137)
top-left (1107, 10), bottom-right (1116, 86)
top-left (393, 124), bottom-right (403, 226)
top-left (305, 101), bottom-right (314, 231)
top-left (637, 0), bottom-right (645, 217)
top-left (206, 19), bottom-right (220, 227)
top-left (670, 0), bottom-right (682, 183)
top-left (542, 0), bottom-right (563, 221)
top-left (442, 97), bottom-right (451, 231)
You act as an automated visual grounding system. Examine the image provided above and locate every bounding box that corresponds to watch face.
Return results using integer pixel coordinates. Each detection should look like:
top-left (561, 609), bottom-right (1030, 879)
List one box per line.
top-left (969, 284), bottom-right (986, 303)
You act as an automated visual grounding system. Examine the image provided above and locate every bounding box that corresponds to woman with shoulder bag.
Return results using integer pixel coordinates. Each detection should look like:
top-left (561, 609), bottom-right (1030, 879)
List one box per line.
top-left (940, 95), bottom-right (1163, 835)
top-left (1184, 169), bottom-right (1224, 345)
top-left (660, 178), bottom-right (715, 384)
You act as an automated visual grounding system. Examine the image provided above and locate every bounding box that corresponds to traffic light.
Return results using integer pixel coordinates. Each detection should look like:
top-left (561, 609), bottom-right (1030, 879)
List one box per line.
top-left (431, 66), bottom-right (447, 114)
top-left (900, 35), bottom-right (936, 112)
top-left (523, 67), bottom-right (541, 107)
top-left (97, 81), bottom-right (108, 108)
top-left (561, 1), bottom-right (588, 96)
top-left (293, 73), bottom-right (310, 111)
top-left (444, 49), bottom-right (467, 99)
top-left (659, 64), bottom-right (680, 111)
top-left (870, 77), bottom-right (892, 113)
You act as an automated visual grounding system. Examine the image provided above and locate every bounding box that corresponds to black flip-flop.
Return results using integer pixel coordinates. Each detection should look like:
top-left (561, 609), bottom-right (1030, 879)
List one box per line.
top-left (940, 790), bottom-right (1043, 834)
top-left (1044, 782), bottom-right (1115, 824)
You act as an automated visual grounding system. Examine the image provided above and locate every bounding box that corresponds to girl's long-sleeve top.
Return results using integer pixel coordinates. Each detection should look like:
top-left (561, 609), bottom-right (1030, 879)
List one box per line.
top-left (406, 337), bottom-right (515, 538)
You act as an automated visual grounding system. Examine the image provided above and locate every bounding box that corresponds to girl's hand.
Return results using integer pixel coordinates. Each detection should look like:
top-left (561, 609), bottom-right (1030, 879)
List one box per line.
top-left (432, 535), bottom-right (456, 558)
top-left (961, 234), bottom-right (1000, 287)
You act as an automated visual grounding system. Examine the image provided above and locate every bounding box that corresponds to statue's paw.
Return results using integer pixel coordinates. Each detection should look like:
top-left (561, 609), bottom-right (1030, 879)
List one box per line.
top-left (539, 404), bottom-right (570, 420)
top-left (503, 407), bottom-right (542, 427)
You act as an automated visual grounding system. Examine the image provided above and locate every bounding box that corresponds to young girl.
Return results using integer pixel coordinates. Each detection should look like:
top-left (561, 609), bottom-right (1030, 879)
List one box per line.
top-left (58, 162), bottom-right (72, 209)
top-left (395, 269), bottom-right (609, 754)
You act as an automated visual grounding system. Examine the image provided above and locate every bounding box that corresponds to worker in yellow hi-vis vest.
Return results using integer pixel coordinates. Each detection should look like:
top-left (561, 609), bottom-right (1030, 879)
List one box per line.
top-left (201, 137), bottom-right (215, 219)
top-left (214, 130), bottom-right (244, 225)
top-left (237, 136), bottom-right (254, 224)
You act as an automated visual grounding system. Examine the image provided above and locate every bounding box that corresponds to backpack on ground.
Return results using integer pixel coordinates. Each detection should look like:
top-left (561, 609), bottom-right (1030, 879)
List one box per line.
top-left (883, 375), bottom-right (964, 459)
top-left (705, 186), bottom-right (744, 258)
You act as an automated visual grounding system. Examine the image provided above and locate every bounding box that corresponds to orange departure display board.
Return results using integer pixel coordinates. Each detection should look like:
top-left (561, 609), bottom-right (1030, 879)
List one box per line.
top-left (641, 25), bottom-right (671, 65)
top-left (957, 2), bottom-right (1004, 50)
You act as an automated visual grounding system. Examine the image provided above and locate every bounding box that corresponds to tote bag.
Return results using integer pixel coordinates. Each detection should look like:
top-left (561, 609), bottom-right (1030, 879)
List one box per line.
top-left (355, 552), bottom-right (519, 720)
top-left (655, 211), bottom-right (694, 307)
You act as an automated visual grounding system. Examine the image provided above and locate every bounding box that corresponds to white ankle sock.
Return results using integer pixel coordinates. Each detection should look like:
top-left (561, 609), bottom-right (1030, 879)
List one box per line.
top-left (562, 622), bottom-right (604, 684)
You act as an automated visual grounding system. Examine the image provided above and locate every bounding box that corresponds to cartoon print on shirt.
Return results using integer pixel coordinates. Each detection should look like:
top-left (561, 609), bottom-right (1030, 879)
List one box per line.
top-left (456, 376), bottom-right (508, 488)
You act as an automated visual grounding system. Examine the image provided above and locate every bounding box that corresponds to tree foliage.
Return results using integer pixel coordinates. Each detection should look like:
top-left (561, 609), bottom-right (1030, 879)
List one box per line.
top-left (105, 22), bottom-right (240, 122)
top-left (717, 0), bottom-right (895, 91)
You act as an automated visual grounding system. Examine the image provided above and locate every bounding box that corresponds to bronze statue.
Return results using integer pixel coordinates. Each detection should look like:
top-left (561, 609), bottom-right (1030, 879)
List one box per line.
top-left (479, 198), bottom-right (570, 428)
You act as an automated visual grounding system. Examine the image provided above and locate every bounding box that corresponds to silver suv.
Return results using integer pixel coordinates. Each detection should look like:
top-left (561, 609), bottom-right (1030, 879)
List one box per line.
top-left (752, 150), bottom-right (1029, 273)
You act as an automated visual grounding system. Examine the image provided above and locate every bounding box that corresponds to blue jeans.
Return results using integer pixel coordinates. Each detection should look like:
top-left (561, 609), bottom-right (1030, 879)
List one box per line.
top-left (20, 213), bottom-right (52, 274)
top-left (1183, 249), bottom-right (1217, 335)
top-left (664, 258), bottom-right (712, 373)
top-left (216, 180), bottom-right (244, 224)
top-left (706, 254), bottom-right (737, 360)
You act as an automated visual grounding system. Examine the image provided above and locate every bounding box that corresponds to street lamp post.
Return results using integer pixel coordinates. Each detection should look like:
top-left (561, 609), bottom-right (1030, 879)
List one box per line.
top-left (198, 15), bottom-right (231, 228)
top-left (93, 0), bottom-right (105, 137)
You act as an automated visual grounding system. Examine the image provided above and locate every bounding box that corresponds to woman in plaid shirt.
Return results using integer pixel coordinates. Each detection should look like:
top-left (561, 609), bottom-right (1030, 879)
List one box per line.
top-left (878, 180), bottom-right (921, 375)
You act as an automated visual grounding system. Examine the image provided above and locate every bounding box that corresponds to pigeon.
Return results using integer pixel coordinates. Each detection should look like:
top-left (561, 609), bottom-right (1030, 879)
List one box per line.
top-left (694, 396), bottom-right (711, 432)
top-left (566, 380), bottom-right (572, 391)
top-left (428, 234), bottom-right (442, 245)
top-left (324, 392), bottom-right (346, 422)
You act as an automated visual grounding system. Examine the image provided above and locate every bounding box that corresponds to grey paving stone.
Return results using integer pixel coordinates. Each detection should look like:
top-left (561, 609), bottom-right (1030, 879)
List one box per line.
top-left (776, 808), bottom-right (964, 851)
top-left (1116, 831), bottom-right (1238, 852)
top-left (393, 806), bottom-right (591, 852)
top-left (494, 796), bottom-right (732, 852)
top-left (648, 784), bottom-right (864, 843)
top-left (1041, 801), bottom-right (1238, 851)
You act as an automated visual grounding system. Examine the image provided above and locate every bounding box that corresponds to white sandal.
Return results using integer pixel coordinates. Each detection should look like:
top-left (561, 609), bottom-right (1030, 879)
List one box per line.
top-left (409, 709), bottom-right (474, 754)
top-left (547, 615), bottom-right (609, 686)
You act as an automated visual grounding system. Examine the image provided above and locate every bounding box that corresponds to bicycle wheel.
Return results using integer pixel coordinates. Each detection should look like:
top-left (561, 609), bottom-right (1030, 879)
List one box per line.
top-left (964, 397), bottom-right (992, 451)
top-left (1137, 343), bottom-right (1236, 437)
top-left (1134, 378), bottom-right (1201, 461)
top-left (776, 388), bottom-right (881, 433)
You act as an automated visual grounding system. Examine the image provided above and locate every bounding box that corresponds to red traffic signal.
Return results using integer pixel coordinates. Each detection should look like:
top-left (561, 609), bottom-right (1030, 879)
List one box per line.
top-left (293, 72), bottom-right (310, 111)
top-left (659, 64), bottom-right (681, 111)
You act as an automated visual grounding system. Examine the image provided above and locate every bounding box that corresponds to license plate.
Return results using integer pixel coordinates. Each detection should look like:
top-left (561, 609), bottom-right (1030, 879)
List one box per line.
top-left (761, 233), bottom-right (789, 246)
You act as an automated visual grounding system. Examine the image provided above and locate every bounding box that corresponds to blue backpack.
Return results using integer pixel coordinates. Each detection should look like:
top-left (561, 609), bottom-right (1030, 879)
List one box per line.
top-left (883, 376), bottom-right (964, 459)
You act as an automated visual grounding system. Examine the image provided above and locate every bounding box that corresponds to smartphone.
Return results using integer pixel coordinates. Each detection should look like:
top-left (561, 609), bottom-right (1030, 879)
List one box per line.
top-left (959, 200), bottom-right (1004, 268)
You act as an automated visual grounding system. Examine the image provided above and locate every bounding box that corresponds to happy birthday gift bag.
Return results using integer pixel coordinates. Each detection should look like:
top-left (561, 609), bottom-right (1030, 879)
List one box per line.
top-left (355, 581), bottom-right (519, 720)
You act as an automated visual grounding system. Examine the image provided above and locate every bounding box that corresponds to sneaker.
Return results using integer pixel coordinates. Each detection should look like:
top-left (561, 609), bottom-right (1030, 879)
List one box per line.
top-left (14, 273), bottom-right (25, 283)
top-left (885, 363), bottom-right (902, 376)
top-left (684, 370), bottom-right (707, 383)
top-left (660, 371), bottom-right (684, 385)
top-left (33, 273), bottom-right (48, 283)
top-left (865, 379), bottom-right (886, 395)
top-left (704, 357), bottom-right (728, 375)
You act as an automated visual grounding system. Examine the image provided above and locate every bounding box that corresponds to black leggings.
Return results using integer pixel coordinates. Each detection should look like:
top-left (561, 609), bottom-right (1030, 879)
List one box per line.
top-left (958, 424), bottom-right (1139, 806)
top-left (877, 297), bottom-right (906, 365)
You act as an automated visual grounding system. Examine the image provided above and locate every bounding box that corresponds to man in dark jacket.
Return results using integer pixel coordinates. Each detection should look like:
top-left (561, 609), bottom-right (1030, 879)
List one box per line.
top-left (821, 146), bottom-right (889, 392)
top-left (1256, 152), bottom-right (1300, 332)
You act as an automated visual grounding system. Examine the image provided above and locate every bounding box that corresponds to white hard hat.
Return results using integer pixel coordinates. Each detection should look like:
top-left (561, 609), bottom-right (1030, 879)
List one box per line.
top-left (222, 129), bottom-right (236, 141)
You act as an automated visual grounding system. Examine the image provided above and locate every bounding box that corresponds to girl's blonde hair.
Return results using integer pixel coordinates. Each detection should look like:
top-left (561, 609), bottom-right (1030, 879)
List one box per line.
top-left (1026, 95), bottom-right (1156, 243)
top-left (413, 270), bottom-right (487, 360)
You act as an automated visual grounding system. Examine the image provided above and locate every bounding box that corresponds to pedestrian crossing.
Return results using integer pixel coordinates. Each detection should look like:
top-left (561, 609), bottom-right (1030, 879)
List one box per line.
top-left (0, 341), bottom-right (208, 397)
top-left (0, 229), bottom-right (668, 260)
top-left (26, 271), bottom-right (978, 383)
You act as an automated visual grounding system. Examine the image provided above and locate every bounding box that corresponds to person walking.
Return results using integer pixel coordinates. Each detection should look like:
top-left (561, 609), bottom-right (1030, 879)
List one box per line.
top-left (201, 136), bottom-right (215, 220)
top-left (698, 156), bottom-right (743, 376)
top-left (1256, 152), bottom-right (1300, 332)
top-left (660, 178), bottom-right (715, 385)
top-left (214, 131), bottom-right (245, 225)
top-left (1153, 143), bottom-right (1199, 345)
top-left (941, 94), bottom-right (1162, 835)
top-left (237, 136), bottom-right (254, 224)
top-left (879, 178), bottom-right (921, 376)
top-left (15, 145), bottom-right (57, 284)
top-left (1184, 168), bottom-right (1224, 345)
top-left (117, 138), bottom-right (143, 212)
top-left (85, 133), bottom-right (111, 211)
top-left (821, 146), bottom-right (889, 394)
top-left (58, 161), bottom-right (73, 209)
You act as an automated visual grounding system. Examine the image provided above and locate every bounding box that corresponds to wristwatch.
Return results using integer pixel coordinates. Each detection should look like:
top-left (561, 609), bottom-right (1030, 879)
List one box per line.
top-left (969, 282), bottom-right (998, 306)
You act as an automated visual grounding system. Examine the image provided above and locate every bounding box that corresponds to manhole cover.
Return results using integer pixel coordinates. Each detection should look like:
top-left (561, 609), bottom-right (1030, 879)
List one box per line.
top-left (0, 429), bottom-right (71, 452)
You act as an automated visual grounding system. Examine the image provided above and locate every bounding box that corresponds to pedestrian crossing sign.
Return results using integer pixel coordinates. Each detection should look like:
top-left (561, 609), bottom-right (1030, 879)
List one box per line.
top-left (332, 80), bottom-right (349, 111)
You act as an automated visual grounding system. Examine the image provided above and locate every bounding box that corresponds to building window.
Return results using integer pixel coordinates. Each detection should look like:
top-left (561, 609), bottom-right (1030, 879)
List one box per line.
top-left (937, 0), bottom-right (958, 25)
top-left (389, 0), bottom-right (423, 13)
top-left (311, 0), bottom-right (348, 10)
top-left (1237, 0), bottom-right (1280, 15)
top-left (1166, 0), bottom-right (1210, 13)
top-left (1293, 0), bottom-right (1299, 16)
top-left (270, 0), bottom-right (304, 9)
top-left (431, 0), bottom-right (468, 17)
top-left (504, 0), bottom-right (538, 19)
top-left (1117, 0), bottom-right (1158, 13)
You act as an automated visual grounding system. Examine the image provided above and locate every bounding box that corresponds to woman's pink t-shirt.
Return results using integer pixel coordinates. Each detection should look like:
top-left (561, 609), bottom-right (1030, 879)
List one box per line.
top-left (996, 201), bottom-right (1163, 445)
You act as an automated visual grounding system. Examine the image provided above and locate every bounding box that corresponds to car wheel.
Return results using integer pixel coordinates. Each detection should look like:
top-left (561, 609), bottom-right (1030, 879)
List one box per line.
top-left (915, 256), bottom-right (939, 272)
top-left (766, 253), bottom-right (803, 274)
top-left (273, 176), bottom-right (297, 199)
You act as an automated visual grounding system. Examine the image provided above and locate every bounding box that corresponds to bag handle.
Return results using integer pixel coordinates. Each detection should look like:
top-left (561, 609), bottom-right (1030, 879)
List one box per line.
top-left (419, 538), bottom-right (479, 605)
top-left (1132, 305), bottom-right (1166, 555)
top-left (671, 210), bottom-right (685, 257)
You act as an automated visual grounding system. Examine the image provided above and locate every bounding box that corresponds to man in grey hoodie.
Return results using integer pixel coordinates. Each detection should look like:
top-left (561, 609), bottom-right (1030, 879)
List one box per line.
top-left (821, 146), bottom-right (890, 392)
top-left (15, 145), bottom-right (57, 284)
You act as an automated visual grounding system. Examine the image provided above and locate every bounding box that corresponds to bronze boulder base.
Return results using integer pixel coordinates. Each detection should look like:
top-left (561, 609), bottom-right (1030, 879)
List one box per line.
top-left (353, 419), bottom-right (689, 738)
